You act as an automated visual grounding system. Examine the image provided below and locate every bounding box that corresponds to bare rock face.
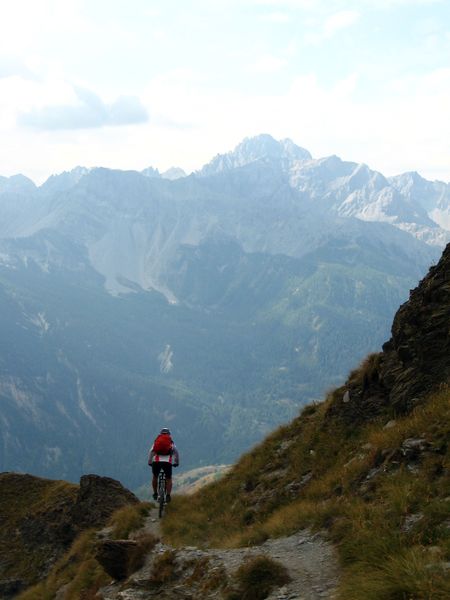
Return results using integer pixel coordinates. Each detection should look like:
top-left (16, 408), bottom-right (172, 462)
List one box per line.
top-left (383, 243), bottom-right (450, 412)
top-left (0, 579), bottom-right (27, 598)
top-left (95, 540), bottom-right (138, 580)
top-left (70, 474), bottom-right (139, 529)
top-left (329, 243), bottom-right (450, 421)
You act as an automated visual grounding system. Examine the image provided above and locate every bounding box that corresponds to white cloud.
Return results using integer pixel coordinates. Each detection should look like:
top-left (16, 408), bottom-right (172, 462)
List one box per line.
top-left (1, 64), bottom-right (449, 184)
top-left (0, 0), bottom-right (448, 185)
top-left (0, 57), bottom-right (36, 80)
top-left (365, 0), bottom-right (443, 6)
top-left (304, 9), bottom-right (360, 44)
top-left (138, 65), bottom-right (450, 182)
top-left (324, 10), bottom-right (360, 36)
top-left (252, 0), bottom-right (320, 7)
top-left (0, 0), bottom-right (91, 55)
top-left (259, 11), bottom-right (291, 22)
top-left (18, 85), bottom-right (148, 130)
top-left (249, 54), bottom-right (288, 73)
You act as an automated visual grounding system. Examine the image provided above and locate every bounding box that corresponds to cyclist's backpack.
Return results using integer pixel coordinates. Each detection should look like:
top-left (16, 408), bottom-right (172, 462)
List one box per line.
top-left (153, 433), bottom-right (173, 455)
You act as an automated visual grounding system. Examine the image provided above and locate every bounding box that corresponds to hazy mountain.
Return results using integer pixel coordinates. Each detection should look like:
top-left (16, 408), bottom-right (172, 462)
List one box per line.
top-left (199, 133), bottom-right (311, 176)
top-left (161, 167), bottom-right (187, 180)
top-left (0, 173), bottom-right (36, 194)
top-left (141, 166), bottom-right (187, 180)
top-left (0, 135), bottom-right (447, 488)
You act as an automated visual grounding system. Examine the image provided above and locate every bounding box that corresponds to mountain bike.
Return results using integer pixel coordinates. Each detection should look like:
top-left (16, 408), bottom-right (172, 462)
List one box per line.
top-left (157, 470), bottom-right (167, 518)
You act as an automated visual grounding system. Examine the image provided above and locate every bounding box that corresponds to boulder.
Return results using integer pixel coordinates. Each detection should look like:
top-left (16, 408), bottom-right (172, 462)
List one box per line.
top-left (95, 539), bottom-right (138, 580)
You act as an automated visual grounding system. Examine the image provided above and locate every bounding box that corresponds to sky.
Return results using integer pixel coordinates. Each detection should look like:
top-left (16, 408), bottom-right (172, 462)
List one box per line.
top-left (0, 0), bottom-right (449, 184)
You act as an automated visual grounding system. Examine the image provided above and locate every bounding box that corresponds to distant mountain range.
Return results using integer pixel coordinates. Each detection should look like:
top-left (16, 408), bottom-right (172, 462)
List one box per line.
top-left (0, 134), bottom-right (447, 488)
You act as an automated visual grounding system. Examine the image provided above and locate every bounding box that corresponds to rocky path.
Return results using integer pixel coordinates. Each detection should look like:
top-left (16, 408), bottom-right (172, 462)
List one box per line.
top-left (98, 507), bottom-right (339, 600)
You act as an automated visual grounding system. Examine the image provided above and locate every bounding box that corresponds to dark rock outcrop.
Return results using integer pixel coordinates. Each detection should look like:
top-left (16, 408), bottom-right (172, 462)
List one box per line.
top-left (95, 540), bottom-right (138, 580)
top-left (328, 243), bottom-right (450, 421)
top-left (70, 474), bottom-right (139, 529)
top-left (0, 579), bottom-right (27, 597)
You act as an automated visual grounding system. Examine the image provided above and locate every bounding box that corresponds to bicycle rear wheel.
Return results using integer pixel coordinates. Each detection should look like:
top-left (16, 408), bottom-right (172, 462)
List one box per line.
top-left (158, 472), bottom-right (166, 518)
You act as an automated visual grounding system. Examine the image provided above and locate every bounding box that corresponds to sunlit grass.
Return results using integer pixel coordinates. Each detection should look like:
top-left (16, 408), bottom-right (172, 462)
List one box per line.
top-left (109, 502), bottom-right (152, 539)
top-left (163, 384), bottom-right (450, 599)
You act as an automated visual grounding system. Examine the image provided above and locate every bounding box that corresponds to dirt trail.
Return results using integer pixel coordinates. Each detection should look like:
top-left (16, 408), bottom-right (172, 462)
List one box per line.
top-left (141, 506), bottom-right (162, 537)
top-left (99, 507), bottom-right (339, 599)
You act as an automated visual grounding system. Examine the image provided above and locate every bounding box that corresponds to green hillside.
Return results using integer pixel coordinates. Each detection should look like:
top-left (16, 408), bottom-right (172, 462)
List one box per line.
top-left (3, 245), bottom-right (449, 600)
top-left (0, 226), bottom-right (426, 488)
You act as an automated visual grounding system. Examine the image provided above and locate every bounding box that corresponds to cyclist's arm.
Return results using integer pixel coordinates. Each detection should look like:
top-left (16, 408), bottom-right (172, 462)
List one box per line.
top-left (172, 444), bottom-right (180, 467)
top-left (148, 445), bottom-right (155, 466)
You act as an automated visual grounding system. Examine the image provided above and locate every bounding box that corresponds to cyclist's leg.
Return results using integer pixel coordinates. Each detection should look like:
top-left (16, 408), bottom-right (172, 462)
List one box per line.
top-left (152, 463), bottom-right (161, 498)
top-left (162, 463), bottom-right (173, 498)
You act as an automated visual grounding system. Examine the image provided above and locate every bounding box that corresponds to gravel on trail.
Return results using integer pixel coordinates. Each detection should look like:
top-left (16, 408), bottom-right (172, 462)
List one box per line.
top-left (98, 507), bottom-right (339, 599)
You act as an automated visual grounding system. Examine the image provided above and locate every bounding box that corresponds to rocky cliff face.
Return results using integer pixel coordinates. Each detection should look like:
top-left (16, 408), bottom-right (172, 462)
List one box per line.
top-left (328, 242), bottom-right (450, 420)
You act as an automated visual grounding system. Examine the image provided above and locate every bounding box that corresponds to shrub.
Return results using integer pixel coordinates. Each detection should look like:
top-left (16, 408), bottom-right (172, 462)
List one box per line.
top-left (226, 555), bottom-right (290, 600)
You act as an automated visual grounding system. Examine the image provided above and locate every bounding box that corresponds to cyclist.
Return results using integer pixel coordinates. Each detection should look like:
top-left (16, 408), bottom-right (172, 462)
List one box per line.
top-left (148, 427), bottom-right (179, 503)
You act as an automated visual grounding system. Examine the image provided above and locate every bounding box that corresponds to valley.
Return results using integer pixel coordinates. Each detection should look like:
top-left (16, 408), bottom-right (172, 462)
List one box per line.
top-left (0, 135), bottom-right (447, 488)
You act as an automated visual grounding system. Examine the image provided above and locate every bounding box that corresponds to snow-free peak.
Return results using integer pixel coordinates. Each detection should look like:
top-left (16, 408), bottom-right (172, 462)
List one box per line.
top-left (199, 134), bottom-right (312, 176)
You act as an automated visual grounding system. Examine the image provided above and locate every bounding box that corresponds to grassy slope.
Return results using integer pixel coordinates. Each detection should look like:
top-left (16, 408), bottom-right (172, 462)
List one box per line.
top-left (17, 503), bottom-right (153, 600)
top-left (163, 381), bottom-right (450, 599)
top-left (0, 474), bottom-right (77, 583)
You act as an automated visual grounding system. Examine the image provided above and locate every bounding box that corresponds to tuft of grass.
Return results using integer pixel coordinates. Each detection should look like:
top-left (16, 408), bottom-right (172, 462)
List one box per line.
top-left (226, 555), bottom-right (290, 600)
top-left (348, 353), bottom-right (382, 389)
top-left (340, 546), bottom-right (450, 600)
top-left (109, 502), bottom-right (152, 539)
top-left (149, 550), bottom-right (178, 585)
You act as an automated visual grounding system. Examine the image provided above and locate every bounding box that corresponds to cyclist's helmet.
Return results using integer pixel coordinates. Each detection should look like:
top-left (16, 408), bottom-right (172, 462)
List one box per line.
top-left (160, 427), bottom-right (171, 434)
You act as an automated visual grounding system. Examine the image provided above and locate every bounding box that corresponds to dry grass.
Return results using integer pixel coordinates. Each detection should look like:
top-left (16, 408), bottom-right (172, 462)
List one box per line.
top-left (149, 549), bottom-right (178, 585)
top-left (109, 502), bottom-right (152, 539)
top-left (348, 352), bottom-right (382, 388)
top-left (17, 530), bottom-right (109, 600)
top-left (17, 501), bottom-right (154, 599)
top-left (16, 377), bottom-right (449, 600)
top-left (163, 385), bottom-right (450, 600)
top-left (339, 546), bottom-right (450, 600)
top-left (225, 555), bottom-right (290, 600)
top-left (0, 475), bottom-right (78, 586)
